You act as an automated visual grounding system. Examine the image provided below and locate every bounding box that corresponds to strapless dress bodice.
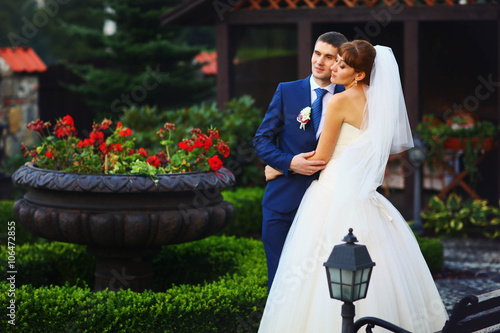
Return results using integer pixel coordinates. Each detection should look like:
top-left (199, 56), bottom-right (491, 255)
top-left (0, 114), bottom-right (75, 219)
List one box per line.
top-left (329, 122), bottom-right (361, 161)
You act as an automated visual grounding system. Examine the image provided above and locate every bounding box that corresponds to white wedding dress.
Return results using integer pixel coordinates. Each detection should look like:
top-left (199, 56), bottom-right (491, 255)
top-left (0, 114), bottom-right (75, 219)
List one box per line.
top-left (258, 123), bottom-right (448, 333)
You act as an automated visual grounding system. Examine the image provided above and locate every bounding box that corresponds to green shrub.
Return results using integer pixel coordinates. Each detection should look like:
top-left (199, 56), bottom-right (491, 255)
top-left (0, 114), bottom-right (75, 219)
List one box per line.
top-left (415, 235), bottom-right (444, 274)
top-left (153, 235), bottom-right (266, 290)
top-left (421, 193), bottom-right (500, 239)
top-left (0, 241), bottom-right (94, 288)
top-left (1, 279), bottom-right (267, 333)
top-left (0, 235), bottom-right (267, 290)
top-left (221, 187), bottom-right (265, 238)
top-left (0, 200), bottom-right (15, 224)
top-left (0, 201), bottom-right (41, 246)
top-left (0, 236), bottom-right (268, 332)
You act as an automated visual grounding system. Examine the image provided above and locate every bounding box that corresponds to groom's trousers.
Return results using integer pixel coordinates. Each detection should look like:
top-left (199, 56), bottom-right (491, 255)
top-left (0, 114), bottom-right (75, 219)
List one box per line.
top-left (262, 206), bottom-right (298, 291)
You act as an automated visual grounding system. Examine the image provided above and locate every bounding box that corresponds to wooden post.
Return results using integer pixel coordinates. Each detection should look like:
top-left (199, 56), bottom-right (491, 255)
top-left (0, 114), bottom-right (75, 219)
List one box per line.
top-left (298, 21), bottom-right (312, 79)
top-left (216, 22), bottom-right (230, 109)
top-left (497, 10), bottom-right (500, 201)
top-left (403, 19), bottom-right (419, 219)
top-left (404, 20), bottom-right (419, 129)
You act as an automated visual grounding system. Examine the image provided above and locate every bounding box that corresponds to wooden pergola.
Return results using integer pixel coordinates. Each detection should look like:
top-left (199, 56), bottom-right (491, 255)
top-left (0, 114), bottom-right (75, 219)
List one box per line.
top-left (161, 0), bottom-right (500, 209)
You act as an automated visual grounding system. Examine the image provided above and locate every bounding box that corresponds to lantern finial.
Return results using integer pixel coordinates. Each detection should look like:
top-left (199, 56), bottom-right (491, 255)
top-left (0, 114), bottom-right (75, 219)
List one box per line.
top-left (342, 228), bottom-right (358, 244)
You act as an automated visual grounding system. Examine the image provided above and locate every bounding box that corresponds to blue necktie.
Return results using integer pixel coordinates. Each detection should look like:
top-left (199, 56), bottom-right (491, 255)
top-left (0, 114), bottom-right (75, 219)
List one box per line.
top-left (312, 88), bottom-right (327, 133)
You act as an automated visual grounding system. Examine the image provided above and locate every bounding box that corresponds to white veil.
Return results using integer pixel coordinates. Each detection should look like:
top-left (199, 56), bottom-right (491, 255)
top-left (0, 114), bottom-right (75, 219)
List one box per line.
top-left (323, 45), bottom-right (414, 242)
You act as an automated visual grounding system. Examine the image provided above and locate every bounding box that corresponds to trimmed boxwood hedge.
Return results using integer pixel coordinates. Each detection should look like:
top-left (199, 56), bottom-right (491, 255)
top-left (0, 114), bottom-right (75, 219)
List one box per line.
top-left (221, 187), bottom-right (265, 238)
top-left (0, 236), bottom-right (268, 332)
top-left (0, 200), bottom-right (40, 246)
top-left (415, 234), bottom-right (444, 274)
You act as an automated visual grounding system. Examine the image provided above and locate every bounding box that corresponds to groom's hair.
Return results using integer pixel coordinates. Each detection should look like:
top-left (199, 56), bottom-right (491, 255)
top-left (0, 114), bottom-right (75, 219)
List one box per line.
top-left (316, 32), bottom-right (348, 49)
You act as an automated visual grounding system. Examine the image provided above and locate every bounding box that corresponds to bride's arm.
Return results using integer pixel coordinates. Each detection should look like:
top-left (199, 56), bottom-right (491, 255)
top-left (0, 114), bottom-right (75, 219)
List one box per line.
top-left (307, 95), bottom-right (346, 162)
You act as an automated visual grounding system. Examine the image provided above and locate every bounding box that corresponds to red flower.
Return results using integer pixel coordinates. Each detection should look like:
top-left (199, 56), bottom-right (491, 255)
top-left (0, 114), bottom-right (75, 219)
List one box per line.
top-left (45, 151), bottom-right (53, 159)
top-left (29, 147), bottom-right (37, 158)
top-left (208, 128), bottom-right (220, 140)
top-left (20, 143), bottom-right (29, 157)
top-left (208, 155), bottom-right (223, 171)
top-left (203, 138), bottom-right (213, 150)
top-left (117, 122), bottom-right (123, 128)
top-left (128, 149), bottom-right (135, 156)
top-left (100, 119), bottom-right (112, 130)
top-left (53, 115), bottom-right (76, 138)
top-left (62, 115), bottom-right (74, 127)
top-left (114, 143), bottom-right (123, 152)
top-left (217, 141), bottom-right (230, 158)
top-left (78, 138), bottom-right (92, 148)
top-left (27, 119), bottom-right (51, 132)
top-left (147, 155), bottom-right (161, 167)
top-left (99, 142), bottom-right (109, 154)
top-left (178, 140), bottom-right (190, 150)
top-left (119, 127), bottom-right (132, 137)
top-left (164, 123), bottom-right (175, 132)
top-left (193, 139), bottom-right (203, 149)
top-left (190, 128), bottom-right (202, 136)
top-left (138, 148), bottom-right (147, 157)
top-left (157, 152), bottom-right (167, 165)
top-left (90, 131), bottom-right (104, 145)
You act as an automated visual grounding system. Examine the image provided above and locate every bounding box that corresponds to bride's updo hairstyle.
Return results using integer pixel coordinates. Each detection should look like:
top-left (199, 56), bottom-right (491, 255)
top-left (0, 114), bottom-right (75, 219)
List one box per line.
top-left (338, 40), bottom-right (376, 85)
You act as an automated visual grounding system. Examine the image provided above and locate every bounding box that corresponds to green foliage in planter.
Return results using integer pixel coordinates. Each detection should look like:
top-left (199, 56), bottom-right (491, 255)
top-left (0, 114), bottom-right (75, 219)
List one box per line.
top-left (416, 114), bottom-right (499, 184)
top-left (0, 241), bottom-right (94, 287)
top-left (414, 235), bottom-right (444, 274)
top-left (421, 193), bottom-right (500, 239)
top-left (0, 201), bottom-right (41, 246)
top-left (221, 187), bottom-right (265, 238)
top-left (119, 95), bottom-right (265, 187)
top-left (0, 236), bottom-right (268, 333)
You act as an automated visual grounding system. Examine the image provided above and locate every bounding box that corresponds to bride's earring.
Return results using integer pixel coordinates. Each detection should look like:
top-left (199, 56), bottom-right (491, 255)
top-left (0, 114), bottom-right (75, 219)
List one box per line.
top-left (355, 79), bottom-right (358, 87)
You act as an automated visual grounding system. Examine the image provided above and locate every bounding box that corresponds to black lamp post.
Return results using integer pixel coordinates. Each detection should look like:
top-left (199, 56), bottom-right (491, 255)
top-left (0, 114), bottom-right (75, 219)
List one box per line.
top-left (325, 228), bottom-right (412, 333)
top-left (323, 228), bottom-right (375, 333)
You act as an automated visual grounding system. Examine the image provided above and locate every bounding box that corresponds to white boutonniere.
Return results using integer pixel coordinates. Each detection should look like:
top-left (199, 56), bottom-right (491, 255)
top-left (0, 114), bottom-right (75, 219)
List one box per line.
top-left (297, 107), bottom-right (311, 130)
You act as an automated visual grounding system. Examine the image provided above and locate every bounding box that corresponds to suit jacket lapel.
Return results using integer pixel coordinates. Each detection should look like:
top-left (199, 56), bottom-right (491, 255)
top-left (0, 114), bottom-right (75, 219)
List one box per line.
top-left (300, 75), bottom-right (312, 107)
top-left (334, 84), bottom-right (346, 94)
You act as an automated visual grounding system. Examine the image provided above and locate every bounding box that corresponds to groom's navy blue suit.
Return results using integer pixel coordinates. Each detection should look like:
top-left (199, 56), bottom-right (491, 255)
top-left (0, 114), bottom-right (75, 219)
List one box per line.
top-left (253, 75), bottom-right (345, 290)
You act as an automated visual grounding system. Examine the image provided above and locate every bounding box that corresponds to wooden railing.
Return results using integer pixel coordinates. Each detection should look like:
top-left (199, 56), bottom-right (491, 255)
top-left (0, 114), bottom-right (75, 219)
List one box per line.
top-left (234, 0), bottom-right (493, 10)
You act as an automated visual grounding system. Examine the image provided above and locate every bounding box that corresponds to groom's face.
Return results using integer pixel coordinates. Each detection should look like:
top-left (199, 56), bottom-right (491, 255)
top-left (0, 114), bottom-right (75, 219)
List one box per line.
top-left (311, 41), bottom-right (338, 86)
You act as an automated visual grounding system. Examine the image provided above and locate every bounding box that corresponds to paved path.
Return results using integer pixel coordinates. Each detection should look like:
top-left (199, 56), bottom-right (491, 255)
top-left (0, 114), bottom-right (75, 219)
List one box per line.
top-left (435, 238), bottom-right (500, 312)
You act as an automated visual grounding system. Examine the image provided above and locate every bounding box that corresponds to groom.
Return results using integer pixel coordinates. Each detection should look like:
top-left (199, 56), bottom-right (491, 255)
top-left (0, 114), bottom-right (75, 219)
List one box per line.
top-left (253, 32), bottom-right (347, 290)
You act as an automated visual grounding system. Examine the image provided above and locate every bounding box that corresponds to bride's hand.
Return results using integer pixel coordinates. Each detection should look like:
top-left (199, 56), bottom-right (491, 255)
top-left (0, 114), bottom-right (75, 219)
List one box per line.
top-left (265, 165), bottom-right (283, 181)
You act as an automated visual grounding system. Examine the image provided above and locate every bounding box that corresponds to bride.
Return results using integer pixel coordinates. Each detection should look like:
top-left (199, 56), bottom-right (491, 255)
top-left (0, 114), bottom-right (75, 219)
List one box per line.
top-left (258, 41), bottom-right (448, 332)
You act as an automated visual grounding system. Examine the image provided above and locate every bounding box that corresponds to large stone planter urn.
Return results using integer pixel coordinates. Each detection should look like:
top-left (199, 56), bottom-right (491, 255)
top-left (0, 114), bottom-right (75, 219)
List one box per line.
top-left (12, 164), bottom-right (235, 292)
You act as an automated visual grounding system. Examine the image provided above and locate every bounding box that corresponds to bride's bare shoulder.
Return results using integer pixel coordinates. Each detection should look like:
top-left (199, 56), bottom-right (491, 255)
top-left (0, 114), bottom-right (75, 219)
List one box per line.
top-left (327, 89), bottom-right (358, 113)
top-left (327, 90), bottom-right (349, 108)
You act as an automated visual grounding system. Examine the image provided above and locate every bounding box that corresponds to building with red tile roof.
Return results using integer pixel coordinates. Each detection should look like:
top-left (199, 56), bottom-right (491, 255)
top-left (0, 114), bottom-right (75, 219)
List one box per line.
top-left (194, 51), bottom-right (217, 75)
top-left (0, 47), bottom-right (46, 159)
top-left (0, 47), bottom-right (47, 75)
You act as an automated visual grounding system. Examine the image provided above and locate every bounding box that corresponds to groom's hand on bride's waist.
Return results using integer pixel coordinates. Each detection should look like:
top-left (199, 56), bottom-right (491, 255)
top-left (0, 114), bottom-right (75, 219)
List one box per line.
top-left (290, 151), bottom-right (326, 176)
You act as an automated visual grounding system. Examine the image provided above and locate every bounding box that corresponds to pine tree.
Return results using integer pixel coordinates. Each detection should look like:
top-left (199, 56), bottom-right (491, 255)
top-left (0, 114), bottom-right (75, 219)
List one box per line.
top-left (61, 0), bottom-right (214, 119)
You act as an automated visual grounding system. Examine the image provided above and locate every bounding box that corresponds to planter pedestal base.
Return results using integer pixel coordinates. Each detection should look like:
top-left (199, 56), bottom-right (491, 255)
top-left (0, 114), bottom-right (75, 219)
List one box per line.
top-left (12, 164), bottom-right (235, 292)
top-left (87, 247), bottom-right (160, 292)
